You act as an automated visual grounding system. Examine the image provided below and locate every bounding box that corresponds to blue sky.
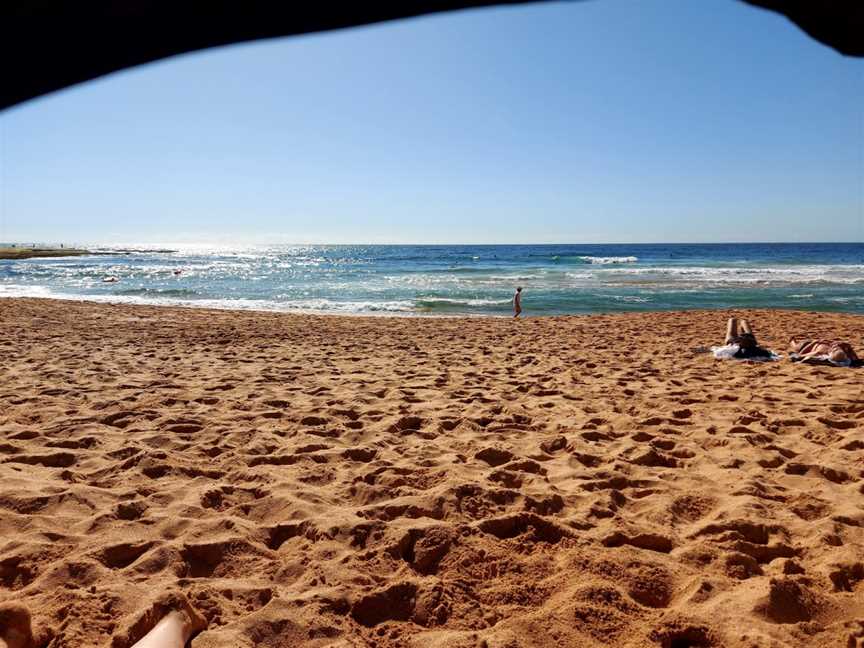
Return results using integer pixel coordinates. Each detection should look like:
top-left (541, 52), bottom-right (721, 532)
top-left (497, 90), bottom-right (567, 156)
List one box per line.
top-left (1, 0), bottom-right (862, 245)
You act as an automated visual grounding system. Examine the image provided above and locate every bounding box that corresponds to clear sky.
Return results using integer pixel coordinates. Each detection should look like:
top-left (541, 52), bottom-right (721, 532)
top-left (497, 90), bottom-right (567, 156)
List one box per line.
top-left (1, 0), bottom-right (862, 245)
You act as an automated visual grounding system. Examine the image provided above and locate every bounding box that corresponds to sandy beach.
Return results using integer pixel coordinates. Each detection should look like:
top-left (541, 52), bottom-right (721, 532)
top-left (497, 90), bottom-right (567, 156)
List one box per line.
top-left (1, 298), bottom-right (863, 647)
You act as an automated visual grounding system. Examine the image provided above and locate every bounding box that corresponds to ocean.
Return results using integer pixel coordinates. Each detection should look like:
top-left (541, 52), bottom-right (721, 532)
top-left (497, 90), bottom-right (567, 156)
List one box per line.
top-left (2, 243), bottom-right (863, 316)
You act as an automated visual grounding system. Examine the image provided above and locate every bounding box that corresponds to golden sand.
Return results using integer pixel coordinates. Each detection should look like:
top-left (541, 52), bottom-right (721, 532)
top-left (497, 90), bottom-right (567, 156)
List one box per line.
top-left (1, 298), bottom-right (863, 647)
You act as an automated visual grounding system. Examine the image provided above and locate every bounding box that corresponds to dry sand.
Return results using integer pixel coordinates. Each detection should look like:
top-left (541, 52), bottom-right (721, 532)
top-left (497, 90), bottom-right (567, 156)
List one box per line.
top-left (1, 298), bottom-right (863, 648)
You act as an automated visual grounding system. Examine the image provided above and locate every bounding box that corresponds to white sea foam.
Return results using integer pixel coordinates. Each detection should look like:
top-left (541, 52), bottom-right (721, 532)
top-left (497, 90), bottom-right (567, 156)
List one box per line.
top-left (286, 299), bottom-right (417, 312)
top-left (0, 288), bottom-right (423, 315)
top-left (0, 284), bottom-right (53, 297)
top-left (579, 256), bottom-right (639, 264)
top-left (612, 295), bottom-right (652, 303)
top-left (416, 297), bottom-right (512, 306)
top-left (485, 274), bottom-right (546, 281)
top-left (600, 265), bottom-right (864, 285)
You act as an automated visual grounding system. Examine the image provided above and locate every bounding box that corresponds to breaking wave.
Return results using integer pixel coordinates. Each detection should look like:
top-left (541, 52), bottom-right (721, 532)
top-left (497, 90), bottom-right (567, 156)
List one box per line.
top-left (3, 243), bottom-right (864, 315)
top-left (578, 255), bottom-right (639, 264)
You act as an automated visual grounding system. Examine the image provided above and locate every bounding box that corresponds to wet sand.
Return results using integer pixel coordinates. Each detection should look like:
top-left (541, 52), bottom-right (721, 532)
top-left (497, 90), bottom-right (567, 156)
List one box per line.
top-left (1, 298), bottom-right (863, 647)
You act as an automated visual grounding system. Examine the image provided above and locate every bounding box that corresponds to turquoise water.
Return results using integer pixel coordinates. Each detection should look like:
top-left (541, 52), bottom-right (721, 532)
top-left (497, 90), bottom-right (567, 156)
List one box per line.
top-left (2, 243), bottom-right (863, 316)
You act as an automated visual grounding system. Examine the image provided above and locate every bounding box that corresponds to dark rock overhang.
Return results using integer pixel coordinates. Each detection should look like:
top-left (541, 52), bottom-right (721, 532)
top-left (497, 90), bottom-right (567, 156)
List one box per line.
top-left (2, 1), bottom-right (862, 111)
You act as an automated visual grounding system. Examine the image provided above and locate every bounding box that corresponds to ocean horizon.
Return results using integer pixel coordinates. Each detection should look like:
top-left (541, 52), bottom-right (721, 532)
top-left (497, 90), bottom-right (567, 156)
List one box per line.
top-left (2, 242), bottom-right (864, 316)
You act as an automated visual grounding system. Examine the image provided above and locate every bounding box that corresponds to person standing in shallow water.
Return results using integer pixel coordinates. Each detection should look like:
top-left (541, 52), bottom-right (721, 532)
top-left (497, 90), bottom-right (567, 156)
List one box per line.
top-left (513, 286), bottom-right (523, 318)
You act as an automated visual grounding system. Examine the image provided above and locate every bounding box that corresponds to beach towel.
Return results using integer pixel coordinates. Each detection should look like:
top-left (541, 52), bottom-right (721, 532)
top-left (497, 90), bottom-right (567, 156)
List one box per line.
top-left (711, 343), bottom-right (780, 362)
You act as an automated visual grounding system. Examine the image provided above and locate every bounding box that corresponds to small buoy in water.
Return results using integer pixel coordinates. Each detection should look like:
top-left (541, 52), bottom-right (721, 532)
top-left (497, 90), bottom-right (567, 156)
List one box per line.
top-left (102, 276), bottom-right (119, 283)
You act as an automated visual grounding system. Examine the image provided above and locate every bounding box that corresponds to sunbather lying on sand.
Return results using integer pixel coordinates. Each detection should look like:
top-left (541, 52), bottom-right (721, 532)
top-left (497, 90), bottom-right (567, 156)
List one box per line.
top-left (788, 336), bottom-right (860, 366)
top-left (712, 317), bottom-right (777, 361)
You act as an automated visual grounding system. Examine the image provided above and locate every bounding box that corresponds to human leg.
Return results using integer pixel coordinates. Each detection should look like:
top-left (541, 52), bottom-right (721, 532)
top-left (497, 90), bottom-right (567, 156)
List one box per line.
top-left (131, 611), bottom-right (198, 648)
top-left (724, 317), bottom-right (738, 344)
top-left (127, 595), bottom-right (206, 648)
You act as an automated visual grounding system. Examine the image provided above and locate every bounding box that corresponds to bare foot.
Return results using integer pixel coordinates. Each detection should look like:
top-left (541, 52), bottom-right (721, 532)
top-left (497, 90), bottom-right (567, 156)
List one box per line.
top-left (0, 604), bottom-right (35, 648)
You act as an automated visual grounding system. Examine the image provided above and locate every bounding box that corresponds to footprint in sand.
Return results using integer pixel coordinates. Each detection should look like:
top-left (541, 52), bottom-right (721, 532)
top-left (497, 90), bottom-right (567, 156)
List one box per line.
top-left (97, 541), bottom-right (157, 569)
top-left (0, 604), bottom-right (40, 648)
top-left (0, 555), bottom-right (39, 590)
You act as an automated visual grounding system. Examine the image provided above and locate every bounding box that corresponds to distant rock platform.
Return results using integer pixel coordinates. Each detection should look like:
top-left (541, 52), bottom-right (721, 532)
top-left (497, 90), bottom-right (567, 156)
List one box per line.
top-left (0, 247), bottom-right (92, 260)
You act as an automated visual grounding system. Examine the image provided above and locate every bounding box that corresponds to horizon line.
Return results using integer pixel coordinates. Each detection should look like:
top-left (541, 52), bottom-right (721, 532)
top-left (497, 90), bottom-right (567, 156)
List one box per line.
top-left (3, 240), bottom-right (863, 247)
